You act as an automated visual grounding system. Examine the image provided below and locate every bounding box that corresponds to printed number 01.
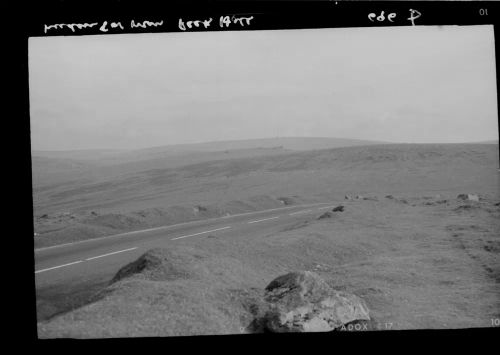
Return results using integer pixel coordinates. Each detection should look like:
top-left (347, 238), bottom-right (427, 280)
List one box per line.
top-left (479, 8), bottom-right (488, 16)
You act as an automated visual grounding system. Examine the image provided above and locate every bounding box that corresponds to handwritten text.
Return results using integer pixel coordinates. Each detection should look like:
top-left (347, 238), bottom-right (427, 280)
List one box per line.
top-left (178, 17), bottom-right (213, 31)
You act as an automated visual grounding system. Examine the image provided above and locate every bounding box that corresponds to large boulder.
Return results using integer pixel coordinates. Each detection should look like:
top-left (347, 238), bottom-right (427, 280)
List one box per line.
top-left (261, 271), bottom-right (370, 332)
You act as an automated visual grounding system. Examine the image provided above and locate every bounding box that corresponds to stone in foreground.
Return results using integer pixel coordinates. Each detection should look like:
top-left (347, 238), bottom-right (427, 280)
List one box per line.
top-left (262, 271), bottom-right (370, 332)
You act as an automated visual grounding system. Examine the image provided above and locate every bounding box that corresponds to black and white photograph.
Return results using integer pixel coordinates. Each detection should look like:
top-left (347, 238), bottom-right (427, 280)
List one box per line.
top-left (30, 19), bottom-right (499, 337)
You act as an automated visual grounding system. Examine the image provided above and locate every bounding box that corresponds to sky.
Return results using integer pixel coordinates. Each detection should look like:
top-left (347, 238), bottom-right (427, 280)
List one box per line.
top-left (29, 25), bottom-right (498, 151)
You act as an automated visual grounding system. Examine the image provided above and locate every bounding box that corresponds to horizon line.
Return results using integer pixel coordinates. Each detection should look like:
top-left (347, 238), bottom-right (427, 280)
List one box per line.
top-left (31, 136), bottom-right (500, 153)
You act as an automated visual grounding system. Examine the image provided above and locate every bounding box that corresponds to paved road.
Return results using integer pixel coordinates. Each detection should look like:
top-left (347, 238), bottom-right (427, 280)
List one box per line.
top-left (35, 202), bottom-right (336, 281)
top-left (35, 202), bottom-right (342, 319)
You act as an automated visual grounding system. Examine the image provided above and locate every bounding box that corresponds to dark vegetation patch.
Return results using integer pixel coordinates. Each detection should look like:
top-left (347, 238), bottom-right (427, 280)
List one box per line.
top-left (483, 241), bottom-right (500, 254)
top-left (317, 206), bottom-right (344, 219)
top-left (318, 212), bottom-right (334, 219)
top-left (454, 204), bottom-right (480, 212)
top-left (424, 200), bottom-right (448, 206)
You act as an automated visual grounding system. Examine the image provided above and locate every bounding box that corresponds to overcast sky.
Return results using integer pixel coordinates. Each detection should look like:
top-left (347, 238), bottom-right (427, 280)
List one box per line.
top-left (29, 25), bottom-right (498, 151)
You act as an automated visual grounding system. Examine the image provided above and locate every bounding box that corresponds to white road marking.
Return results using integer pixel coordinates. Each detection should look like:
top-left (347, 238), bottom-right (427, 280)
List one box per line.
top-left (35, 202), bottom-right (335, 252)
top-left (85, 247), bottom-right (138, 261)
top-left (35, 260), bottom-right (83, 274)
top-left (289, 209), bottom-right (313, 216)
top-left (248, 216), bottom-right (280, 224)
top-left (35, 247), bottom-right (140, 274)
top-left (171, 226), bottom-right (231, 241)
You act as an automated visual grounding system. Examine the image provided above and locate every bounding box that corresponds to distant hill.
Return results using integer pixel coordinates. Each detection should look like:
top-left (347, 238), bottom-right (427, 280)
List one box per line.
top-left (32, 142), bottom-right (499, 215)
top-left (32, 137), bottom-right (387, 162)
top-left (32, 149), bottom-right (124, 160)
top-left (129, 137), bottom-right (387, 154)
top-left (472, 140), bottom-right (499, 144)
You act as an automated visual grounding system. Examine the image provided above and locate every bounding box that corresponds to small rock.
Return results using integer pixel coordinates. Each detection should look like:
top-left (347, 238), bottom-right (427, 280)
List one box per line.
top-left (457, 194), bottom-right (479, 202)
top-left (312, 264), bottom-right (331, 272)
top-left (261, 271), bottom-right (370, 332)
top-left (193, 205), bottom-right (208, 213)
top-left (345, 195), bottom-right (353, 200)
top-left (277, 197), bottom-right (294, 205)
top-left (385, 195), bottom-right (394, 199)
top-left (332, 205), bottom-right (344, 212)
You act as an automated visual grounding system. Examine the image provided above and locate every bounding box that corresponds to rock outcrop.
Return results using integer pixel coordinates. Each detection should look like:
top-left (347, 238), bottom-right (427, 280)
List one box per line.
top-left (259, 271), bottom-right (370, 332)
top-left (111, 248), bottom-right (193, 283)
